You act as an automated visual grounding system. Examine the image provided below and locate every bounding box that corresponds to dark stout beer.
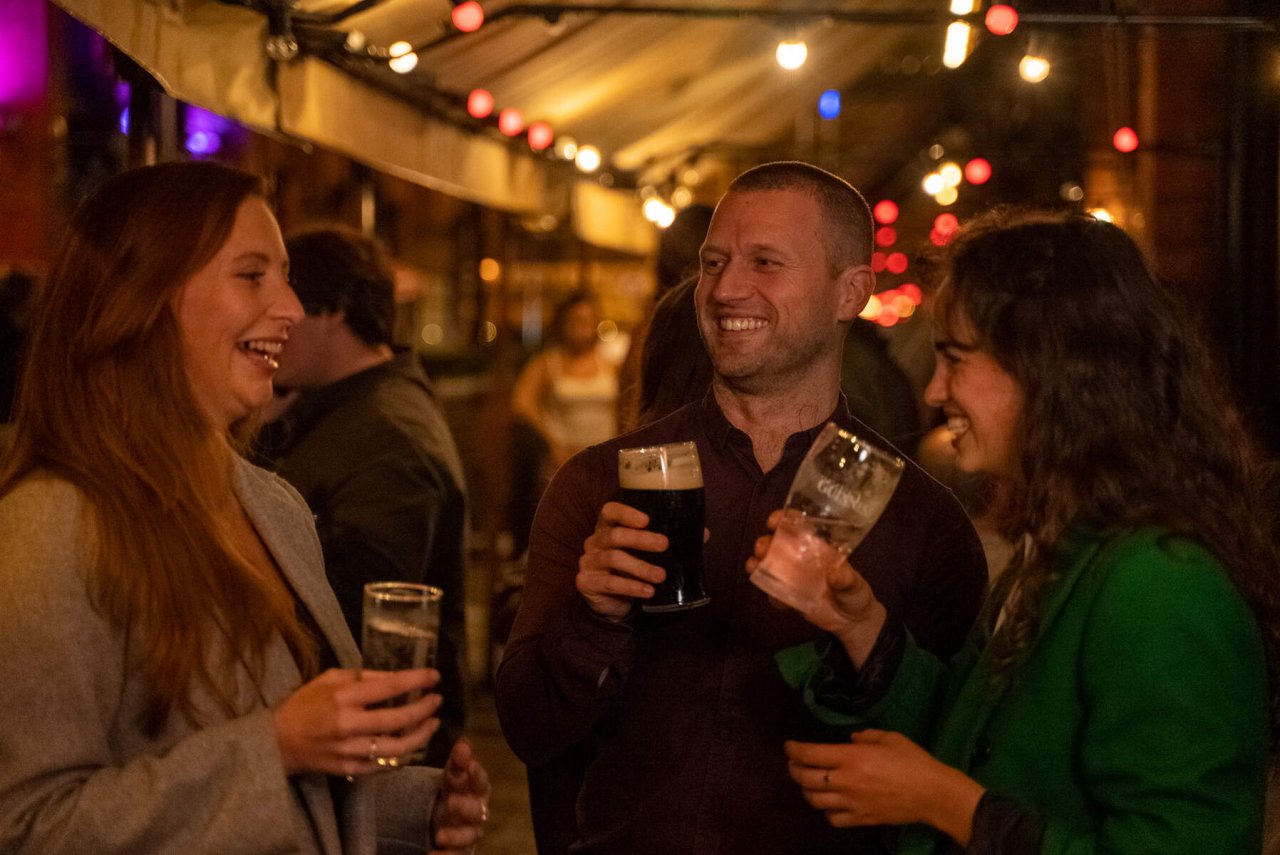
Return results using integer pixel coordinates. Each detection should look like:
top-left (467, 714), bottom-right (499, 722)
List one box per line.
top-left (617, 442), bottom-right (708, 612)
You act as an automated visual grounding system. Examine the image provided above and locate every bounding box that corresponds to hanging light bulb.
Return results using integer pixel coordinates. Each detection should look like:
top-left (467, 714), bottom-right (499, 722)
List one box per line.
top-left (949, 0), bottom-right (976, 13)
top-left (387, 41), bottom-right (418, 74)
top-left (939, 162), bottom-right (963, 187)
top-left (498, 108), bottom-right (524, 136)
top-left (451, 1), bottom-right (484, 33)
top-left (1019, 54), bottom-right (1051, 83)
top-left (935, 186), bottom-right (959, 206)
top-left (985, 5), bottom-right (1019, 36)
top-left (872, 199), bottom-right (899, 225)
top-left (942, 21), bottom-right (971, 69)
top-left (1112, 126), bottom-right (1140, 153)
top-left (467, 89), bottom-right (494, 119)
top-left (964, 157), bottom-right (992, 185)
top-left (575, 145), bottom-right (602, 173)
top-left (527, 121), bottom-right (554, 151)
top-left (776, 40), bottom-right (808, 71)
top-left (817, 89), bottom-right (841, 120)
top-left (922, 172), bottom-right (946, 195)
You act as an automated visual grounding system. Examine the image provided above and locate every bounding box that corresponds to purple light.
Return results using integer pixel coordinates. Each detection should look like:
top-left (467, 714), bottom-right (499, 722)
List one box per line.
top-left (183, 104), bottom-right (244, 156)
top-left (0, 0), bottom-right (48, 109)
top-left (119, 106), bottom-right (130, 135)
top-left (185, 130), bottom-right (221, 156)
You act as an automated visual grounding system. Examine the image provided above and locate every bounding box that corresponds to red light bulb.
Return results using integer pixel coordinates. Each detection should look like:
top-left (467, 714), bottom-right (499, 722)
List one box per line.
top-left (964, 157), bottom-right (992, 185)
top-left (985, 5), bottom-right (1019, 36)
top-left (452, 2), bottom-right (485, 33)
top-left (1112, 126), bottom-right (1139, 153)
top-left (886, 252), bottom-right (909, 275)
top-left (527, 121), bottom-right (553, 151)
top-left (933, 213), bottom-right (959, 236)
top-left (873, 199), bottom-right (899, 225)
top-left (871, 252), bottom-right (887, 273)
top-left (467, 89), bottom-right (494, 119)
top-left (875, 226), bottom-right (897, 247)
top-left (498, 108), bottom-right (524, 136)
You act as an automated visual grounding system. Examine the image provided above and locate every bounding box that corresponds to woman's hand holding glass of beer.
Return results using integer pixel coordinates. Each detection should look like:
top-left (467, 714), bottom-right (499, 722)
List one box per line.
top-left (273, 667), bottom-right (441, 778)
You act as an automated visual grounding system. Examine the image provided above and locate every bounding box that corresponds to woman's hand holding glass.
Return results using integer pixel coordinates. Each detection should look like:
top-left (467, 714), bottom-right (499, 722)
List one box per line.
top-left (748, 509), bottom-right (887, 667)
top-left (272, 668), bottom-right (441, 778)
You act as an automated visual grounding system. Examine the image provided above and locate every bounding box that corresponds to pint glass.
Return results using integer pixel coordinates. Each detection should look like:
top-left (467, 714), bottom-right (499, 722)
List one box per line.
top-left (617, 441), bottom-right (709, 612)
top-left (751, 423), bottom-right (903, 612)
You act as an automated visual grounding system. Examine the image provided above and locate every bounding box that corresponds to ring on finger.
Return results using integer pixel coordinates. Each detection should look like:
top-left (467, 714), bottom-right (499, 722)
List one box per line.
top-left (480, 802), bottom-right (490, 822)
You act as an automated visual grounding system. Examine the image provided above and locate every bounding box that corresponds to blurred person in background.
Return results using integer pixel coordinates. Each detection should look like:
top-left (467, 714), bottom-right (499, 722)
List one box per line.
top-left (259, 227), bottom-right (470, 767)
top-left (774, 208), bottom-right (1280, 854)
top-left (0, 162), bottom-right (487, 854)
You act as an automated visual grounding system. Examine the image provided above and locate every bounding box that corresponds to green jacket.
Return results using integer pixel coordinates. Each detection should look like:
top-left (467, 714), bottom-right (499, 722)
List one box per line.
top-left (780, 528), bottom-right (1269, 854)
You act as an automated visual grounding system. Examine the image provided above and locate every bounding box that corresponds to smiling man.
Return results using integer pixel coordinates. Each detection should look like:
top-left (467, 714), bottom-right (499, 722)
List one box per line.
top-left (496, 162), bottom-right (988, 855)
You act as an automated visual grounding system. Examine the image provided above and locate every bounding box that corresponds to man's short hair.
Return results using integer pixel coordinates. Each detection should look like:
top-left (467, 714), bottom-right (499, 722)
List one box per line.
top-left (285, 228), bottom-right (396, 346)
top-left (726, 161), bottom-right (873, 273)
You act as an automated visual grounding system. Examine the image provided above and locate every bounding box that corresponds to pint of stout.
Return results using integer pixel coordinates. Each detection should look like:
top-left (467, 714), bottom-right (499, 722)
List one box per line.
top-left (617, 441), bottom-right (709, 612)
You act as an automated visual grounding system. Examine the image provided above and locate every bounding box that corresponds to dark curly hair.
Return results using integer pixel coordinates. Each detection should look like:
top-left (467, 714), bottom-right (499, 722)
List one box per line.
top-left (931, 207), bottom-right (1280, 735)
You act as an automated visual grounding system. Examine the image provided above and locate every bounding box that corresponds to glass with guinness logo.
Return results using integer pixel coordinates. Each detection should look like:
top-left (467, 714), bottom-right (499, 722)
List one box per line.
top-left (750, 423), bottom-right (904, 612)
top-left (617, 441), bottom-right (709, 612)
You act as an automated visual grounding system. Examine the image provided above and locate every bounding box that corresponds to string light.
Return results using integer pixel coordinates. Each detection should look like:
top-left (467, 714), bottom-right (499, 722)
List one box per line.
top-left (985, 5), bottom-right (1019, 36)
top-left (1112, 126), bottom-right (1139, 153)
top-left (818, 89), bottom-right (841, 120)
top-left (388, 41), bottom-right (418, 74)
top-left (886, 252), bottom-right (908, 275)
top-left (942, 21), bottom-right (971, 69)
top-left (964, 157), bottom-right (992, 185)
top-left (935, 186), bottom-right (959, 206)
top-left (527, 121), bottom-right (553, 151)
top-left (575, 145), bottom-right (602, 172)
top-left (451, 2), bottom-right (484, 33)
top-left (875, 226), bottom-right (897, 247)
top-left (467, 89), bottom-right (494, 119)
top-left (922, 172), bottom-right (946, 195)
top-left (872, 200), bottom-right (899, 225)
top-left (1088, 207), bottom-right (1114, 222)
top-left (949, 0), bottom-right (975, 13)
top-left (498, 107), bottom-right (524, 136)
top-left (554, 136), bottom-right (578, 160)
top-left (1019, 55), bottom-right (1051, 83)
top-left (776, 40), bottom-right (808, 70)
top-left (939, 162), bottom-right (963, 187)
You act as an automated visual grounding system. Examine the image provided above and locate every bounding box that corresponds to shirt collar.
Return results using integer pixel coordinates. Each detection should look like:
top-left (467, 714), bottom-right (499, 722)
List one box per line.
top-left (697, 386), bottom-right (854, 454)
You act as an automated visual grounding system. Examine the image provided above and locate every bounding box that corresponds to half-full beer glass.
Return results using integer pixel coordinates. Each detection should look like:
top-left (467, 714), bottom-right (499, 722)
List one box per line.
top-left (751, 423), bottom-right (903, 612)
top-left (361, 582), bottom-right (441, 766)
top-left (617, 441), bottom-right (709, 612)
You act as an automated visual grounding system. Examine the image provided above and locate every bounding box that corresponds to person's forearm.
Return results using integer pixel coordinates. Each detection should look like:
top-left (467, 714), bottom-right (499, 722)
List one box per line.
top-left (925, 766), bottom-right (985, 848)
top-left (833, 601), bottom-right (887, 668)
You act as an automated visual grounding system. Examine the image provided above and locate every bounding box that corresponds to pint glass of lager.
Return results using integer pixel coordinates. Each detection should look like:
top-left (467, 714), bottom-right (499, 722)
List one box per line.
top-left (617, 441), bottom-right (709, 612)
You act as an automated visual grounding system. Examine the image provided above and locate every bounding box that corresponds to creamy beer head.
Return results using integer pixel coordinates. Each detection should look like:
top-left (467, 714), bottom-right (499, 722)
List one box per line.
top-left (618, 441), bottom-right (703, 491)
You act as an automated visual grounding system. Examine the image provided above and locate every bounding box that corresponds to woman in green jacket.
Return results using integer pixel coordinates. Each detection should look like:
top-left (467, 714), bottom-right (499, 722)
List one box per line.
top-left (760, 209), bottom-right (1280, 854)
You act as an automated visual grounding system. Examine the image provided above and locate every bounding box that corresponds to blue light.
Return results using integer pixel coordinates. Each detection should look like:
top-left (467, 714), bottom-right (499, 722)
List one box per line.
top-left (118, 106), bottom-right (129, 135)
top-left (818, 89), bottom-right (841, 120)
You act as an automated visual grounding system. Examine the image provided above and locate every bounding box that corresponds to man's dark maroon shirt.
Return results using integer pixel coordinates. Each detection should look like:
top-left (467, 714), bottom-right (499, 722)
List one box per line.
top-left (496, 393), bottom-right (987, 854)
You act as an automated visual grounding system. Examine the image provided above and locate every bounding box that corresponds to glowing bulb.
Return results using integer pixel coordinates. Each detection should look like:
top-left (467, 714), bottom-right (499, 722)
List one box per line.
top-left (1088, 207), bottom-right (1114, 222)
top-left (498, 108), bottom-right (524, 136)
top-left (886, 252), bottom-right (909, 275)
top-left (575, 145), bottom-right (601, 173)
top-left (871, 252), bottom-right (887, 273)
top-left (875, 226), bottom-right (897, 247)
top-left (818, 89), bottom-right (841, 120)
top-left (671, 186), bottom-right (694, 208)
top-left (1019, 55), bottom-right (1051, 83)
top-left (655, 206), bottom-right (676, 229)
top-left (860, 294), bottom-right (883, 320)
top-left (1112, 126), bottom-right (1139, 153)
top-left (985, 5), bottom-right (1019, 36)
top-left (467, 89), bottom-right (494, 119)
top-left (872, 200), bottom-right (899, 225)
top-left (943, 21), bottom-right (971, 69)
top-left (935, 186), bottom-right (959, 206)
top-left (527, 121), bottom-right (553, 151)
top-left (389, 51), bottom-right (419, 74)
top-left (776, 40), bottom-right (808, 70)
top-left (922, 172), bottom-right (946, 195)
top-left (478, 258), bottom-right (501, 282)
top-left (451, 1), bottom-right (484, 33)
top-left (949, 0), bottom-right (975, 13)
top-left (934, 213), bottom-right (960, 235)
top-left (642, 197), bottom-right (668, 222)
top-left (964, 158), bottom-right (992, 185)
top-left (939, 162), bottom-right (963, 187)
top-left (554, 135), bottom-right (578, 160)
top-left (389, 41), bottom-right (413, 58)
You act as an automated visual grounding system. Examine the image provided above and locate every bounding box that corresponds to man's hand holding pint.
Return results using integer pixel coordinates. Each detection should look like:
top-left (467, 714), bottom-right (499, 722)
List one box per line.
top-left (576, 501), bottom-right (668, 619)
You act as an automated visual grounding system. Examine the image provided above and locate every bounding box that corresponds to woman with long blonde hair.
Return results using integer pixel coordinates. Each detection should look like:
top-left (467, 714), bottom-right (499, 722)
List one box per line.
top-left (0, 161), bottom-right (487, 853)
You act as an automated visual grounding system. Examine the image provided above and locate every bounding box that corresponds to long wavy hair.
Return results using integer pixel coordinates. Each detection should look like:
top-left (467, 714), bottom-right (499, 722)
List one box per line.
top-left (931, 207), bottom-right (1280, 733)
top-left (0, 162), bottom-right (317, 734)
